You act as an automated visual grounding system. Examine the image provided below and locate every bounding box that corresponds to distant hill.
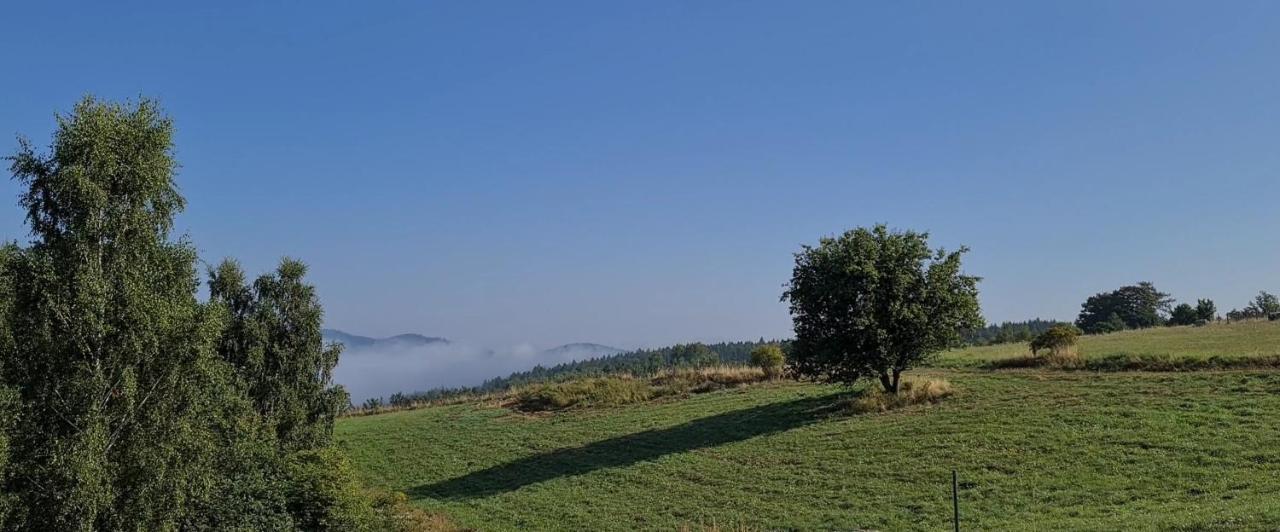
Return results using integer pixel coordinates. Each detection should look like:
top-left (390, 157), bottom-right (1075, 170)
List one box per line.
top-left (540, 343), bottom-right (624, 361)
top-left (322, 328), bottom-right (449, 350)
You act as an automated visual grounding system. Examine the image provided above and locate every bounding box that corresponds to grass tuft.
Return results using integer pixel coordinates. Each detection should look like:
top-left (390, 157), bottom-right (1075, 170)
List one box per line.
top-left (652, 366), bottom-right (769, 394)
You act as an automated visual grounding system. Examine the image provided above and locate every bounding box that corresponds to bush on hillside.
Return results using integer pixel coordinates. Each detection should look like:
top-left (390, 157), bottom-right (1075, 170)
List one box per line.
top-left (749, 344), bottom-right (786, 378)
top-left (1028, 325), bottom-right (1081, 357)
top-left (284, 448), bottom-right (379, 530)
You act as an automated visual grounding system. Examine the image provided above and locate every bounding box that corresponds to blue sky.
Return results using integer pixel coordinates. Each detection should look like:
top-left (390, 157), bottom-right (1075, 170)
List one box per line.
top-left (4, 1), bottom-right (1279, 350)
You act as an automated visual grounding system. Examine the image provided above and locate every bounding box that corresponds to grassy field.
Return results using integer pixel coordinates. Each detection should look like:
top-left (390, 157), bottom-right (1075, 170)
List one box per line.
top-left (338, 356), bottom-right (1280, 529)
top-left (938, 319), bottom-right (1280, 367)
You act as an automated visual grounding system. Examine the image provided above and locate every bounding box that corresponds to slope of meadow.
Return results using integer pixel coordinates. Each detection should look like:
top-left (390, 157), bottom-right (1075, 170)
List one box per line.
top-left (338, 324), bottom-right (1280, 531)
top-left (939, 319), bottom-right (1280, 367)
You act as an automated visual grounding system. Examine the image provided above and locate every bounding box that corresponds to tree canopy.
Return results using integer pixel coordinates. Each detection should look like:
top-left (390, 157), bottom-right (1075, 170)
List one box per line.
top-left (1075, 282), bottom-right (1173, 334)
top-left (0, 96), bottom-right (401, 530)
top-left (783, 225), bottom-right (982, 393)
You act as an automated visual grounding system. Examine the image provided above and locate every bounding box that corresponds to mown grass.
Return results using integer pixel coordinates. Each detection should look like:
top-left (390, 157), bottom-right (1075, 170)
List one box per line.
top-left (939, 319), bottom-right (1280, 368)
top-left (337, 370), bottom-right (1280, 530)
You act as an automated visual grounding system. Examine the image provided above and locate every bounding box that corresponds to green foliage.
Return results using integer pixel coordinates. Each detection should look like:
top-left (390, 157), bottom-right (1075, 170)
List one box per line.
top-left (1, 97), bottom-right (236, 529)
top-left (783, 225), bottom-right (982, 393)
top-left (668, 343), bottom-right (720, 366)
top-left (1245, 291), bottom-right (1280, 319)
top-left (1225, 292), bottom-right (1279, 321)
top-left (1075, 282), bottom-right (1172, 333)
top-left (0, 97), bottom-right (384, 530)
top-left (1028, 324), bottom-right (1081, 356)
top-left (1168, 303), bottom-right (1199, 326)
top-left (284, 447), bottom-right (380, 531)
top-left (1170, 299), bottom-right (1217, 326)
top-left (1195, 299), bottom-right (1217, 322)
top-left (749, 344), bottom-right (785, 377)
top-left (963, 318), bottom-right (1066, 346)
top-left (209, 258), bottom-right (349, 451)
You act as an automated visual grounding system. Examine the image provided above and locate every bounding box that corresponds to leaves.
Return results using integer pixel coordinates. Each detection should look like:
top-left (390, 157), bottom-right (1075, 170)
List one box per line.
top-left (782, 225), bottom-right (982, 392)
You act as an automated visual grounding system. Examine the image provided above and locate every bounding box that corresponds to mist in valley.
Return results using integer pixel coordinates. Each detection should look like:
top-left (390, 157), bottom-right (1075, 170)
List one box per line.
top-left (327, 332), bottom-right (622, 402)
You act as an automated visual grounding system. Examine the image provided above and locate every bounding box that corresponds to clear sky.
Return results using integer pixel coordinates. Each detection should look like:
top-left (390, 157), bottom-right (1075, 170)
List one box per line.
top-left (4, 1), bottom-right (1279, 351)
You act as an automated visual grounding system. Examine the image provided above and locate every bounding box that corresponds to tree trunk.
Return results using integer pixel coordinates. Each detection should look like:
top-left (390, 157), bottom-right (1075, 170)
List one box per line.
top-left (891, 369), bottom-right (901, 394)
top-left (879, 372), bottom-right (897, 394)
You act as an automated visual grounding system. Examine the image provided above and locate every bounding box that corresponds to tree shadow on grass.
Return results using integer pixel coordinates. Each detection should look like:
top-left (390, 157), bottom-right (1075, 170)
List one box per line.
top-left (410, 392), bottom-right (844, 500)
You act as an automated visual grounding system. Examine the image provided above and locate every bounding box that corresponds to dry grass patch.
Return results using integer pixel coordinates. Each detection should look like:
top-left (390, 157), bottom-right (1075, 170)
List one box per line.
top-left (841, 378), bottom-right (953, 414)
top-left (652, 365), bottom-right (769, 393)
top-left (511, 366), bottom-right (774, 412)
top-left (512, 376), bottom-right (653, 411)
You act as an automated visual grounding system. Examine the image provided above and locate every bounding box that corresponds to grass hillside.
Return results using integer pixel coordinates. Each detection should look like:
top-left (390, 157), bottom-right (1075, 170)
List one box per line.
top-left (940, 319), bottom-right (1280, 367)
top-left (338, 322), bottom-right (1280, 531)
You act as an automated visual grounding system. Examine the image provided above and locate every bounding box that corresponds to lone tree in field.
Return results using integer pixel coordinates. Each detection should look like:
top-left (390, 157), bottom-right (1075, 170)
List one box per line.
top-left (783, 225), bottom-right (982, 393)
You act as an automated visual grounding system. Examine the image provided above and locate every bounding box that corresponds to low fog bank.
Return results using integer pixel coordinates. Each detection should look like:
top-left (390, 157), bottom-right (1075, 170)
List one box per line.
top-left (330, 338), bottom-right (622, 402)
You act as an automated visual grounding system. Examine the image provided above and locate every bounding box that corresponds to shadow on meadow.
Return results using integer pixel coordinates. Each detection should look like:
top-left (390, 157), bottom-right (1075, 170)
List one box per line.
top-left (411, 392), bottom-right (843, 500)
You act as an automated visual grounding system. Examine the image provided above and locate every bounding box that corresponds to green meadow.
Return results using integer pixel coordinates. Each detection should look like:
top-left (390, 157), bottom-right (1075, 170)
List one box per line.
top-left (337, 321), bottom-right (1280, 531)
top-left (939, 319), bottom-right (1280, 367)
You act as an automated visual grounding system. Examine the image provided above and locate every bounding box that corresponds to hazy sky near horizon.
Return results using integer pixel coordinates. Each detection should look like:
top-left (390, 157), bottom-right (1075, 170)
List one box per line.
top-left (3, 1), bottom-right (1279, 351)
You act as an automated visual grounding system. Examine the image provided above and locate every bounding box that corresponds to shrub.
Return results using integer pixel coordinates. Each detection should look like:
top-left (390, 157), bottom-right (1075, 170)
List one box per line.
top-left (284, 447), bottom-right (379, 531)
top-left (841, 379), bottom-right (953, 414)
top-left (1028, 325), bottom-right (1081, 357)
top-left (749, 344), bottom-right (786, 378)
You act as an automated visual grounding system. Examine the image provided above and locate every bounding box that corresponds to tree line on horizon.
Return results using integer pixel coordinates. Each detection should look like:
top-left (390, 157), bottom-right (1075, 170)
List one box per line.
top-left (1075, 282), bottom-right (1278, 334)
top-left (379, 339), bottom-right (781, 408)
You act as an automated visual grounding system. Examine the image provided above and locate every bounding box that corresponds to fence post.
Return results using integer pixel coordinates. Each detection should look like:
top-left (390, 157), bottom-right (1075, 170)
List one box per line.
top-left (952, 469), bottom-right (960, 532)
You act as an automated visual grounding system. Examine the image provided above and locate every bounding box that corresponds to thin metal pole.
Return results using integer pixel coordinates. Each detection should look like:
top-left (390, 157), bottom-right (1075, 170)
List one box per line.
top-left (952, 469), bottom-right (960, 532)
